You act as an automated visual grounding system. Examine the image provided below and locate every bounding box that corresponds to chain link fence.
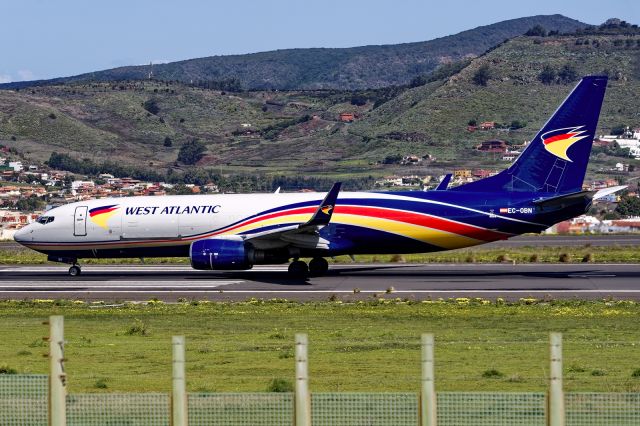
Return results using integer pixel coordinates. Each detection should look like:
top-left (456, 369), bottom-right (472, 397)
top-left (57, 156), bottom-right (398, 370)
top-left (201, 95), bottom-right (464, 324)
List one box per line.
top-left (66, 393), bottom-right (170, 426)
top-left (566, 393), bottom-right (640, 426)
top-left (188, 393), bottom-right (293, 425)
top-left (437, 392), bottom-right (546, 425)
top-left (311, 393), bottom-right (418, 426)
top-left (0, 374), bottom-right (48, 426)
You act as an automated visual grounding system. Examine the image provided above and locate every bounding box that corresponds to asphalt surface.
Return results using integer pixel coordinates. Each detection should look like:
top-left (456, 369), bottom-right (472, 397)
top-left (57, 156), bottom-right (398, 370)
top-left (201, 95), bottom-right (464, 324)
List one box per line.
top-left (1, 263), bottom-right (639, 302)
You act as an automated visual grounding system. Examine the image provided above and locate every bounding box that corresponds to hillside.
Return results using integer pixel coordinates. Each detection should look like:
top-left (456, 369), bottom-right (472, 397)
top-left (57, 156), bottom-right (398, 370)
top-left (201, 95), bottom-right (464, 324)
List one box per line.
top-left (0, 31), bottom-right (639, 188)
top-left (350, 32), bottom-right (640, 161)
top-left (0, 15), bottom-right (586, 91)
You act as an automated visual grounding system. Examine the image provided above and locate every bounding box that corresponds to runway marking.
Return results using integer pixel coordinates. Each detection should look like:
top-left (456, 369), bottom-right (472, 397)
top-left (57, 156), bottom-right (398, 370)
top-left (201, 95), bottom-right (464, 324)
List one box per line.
top-left (0, 289), bottom-right (638, 294)
top-left (568, 274), bottom-right (616, 278)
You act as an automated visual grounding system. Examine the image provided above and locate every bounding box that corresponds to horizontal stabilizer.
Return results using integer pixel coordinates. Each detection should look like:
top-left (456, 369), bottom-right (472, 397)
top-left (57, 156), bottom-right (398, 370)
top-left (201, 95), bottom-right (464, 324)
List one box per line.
top-left (534, 185), bottom-right (626, 208)
top-left (593, 185), bottom-right (627, 201)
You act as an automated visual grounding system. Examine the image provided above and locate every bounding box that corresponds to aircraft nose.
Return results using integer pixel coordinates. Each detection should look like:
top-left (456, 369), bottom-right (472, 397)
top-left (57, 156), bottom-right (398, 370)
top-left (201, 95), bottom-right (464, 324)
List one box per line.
top-left (13, 224), bottom-right (33, 244)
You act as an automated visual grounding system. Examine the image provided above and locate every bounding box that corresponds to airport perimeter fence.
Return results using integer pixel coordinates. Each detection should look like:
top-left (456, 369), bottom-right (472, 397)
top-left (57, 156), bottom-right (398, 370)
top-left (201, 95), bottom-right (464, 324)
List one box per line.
top-left (2, 317), bottom-right (640, 425)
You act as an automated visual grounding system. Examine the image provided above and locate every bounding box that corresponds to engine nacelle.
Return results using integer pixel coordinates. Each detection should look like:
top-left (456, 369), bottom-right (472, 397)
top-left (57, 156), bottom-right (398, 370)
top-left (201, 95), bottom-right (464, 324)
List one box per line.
top-left (189, 238), bottom-right (252, 270)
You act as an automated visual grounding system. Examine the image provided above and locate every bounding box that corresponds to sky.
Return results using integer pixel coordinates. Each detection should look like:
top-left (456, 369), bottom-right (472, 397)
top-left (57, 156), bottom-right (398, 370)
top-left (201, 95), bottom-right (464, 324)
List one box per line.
top-left (1, 0), bottom-right (638, 83)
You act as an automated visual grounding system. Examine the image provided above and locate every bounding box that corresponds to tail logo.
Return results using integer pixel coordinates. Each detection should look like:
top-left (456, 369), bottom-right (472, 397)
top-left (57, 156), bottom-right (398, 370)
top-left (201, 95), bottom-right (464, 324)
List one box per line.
top-left (89, 204), bottom-right (120, 230)
top-left (541, 126), bottom-right (589, 162)
top-left (321, 205), bottom-right (333, 215)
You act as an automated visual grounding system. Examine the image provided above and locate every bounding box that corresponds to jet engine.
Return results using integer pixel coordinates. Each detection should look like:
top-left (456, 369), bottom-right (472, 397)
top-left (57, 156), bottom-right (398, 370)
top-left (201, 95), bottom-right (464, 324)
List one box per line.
top-left (189, 237), bottom-right (293, 270)
top-left (190, 238), bottom-right (251, 270)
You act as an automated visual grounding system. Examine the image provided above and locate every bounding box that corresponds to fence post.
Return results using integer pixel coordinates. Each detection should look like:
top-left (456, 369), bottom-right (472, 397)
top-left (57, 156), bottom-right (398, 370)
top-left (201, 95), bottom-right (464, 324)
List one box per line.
top-left (172, 336), bottom-right (188, 426)
top-left (49, 315), bottom-right (66, 426)
top-left (548, 332), bottom-right (565, 426)
top-left (421, 334), bottom-right (437, 426)
top-left (295, 333), bottom-right (311, 426)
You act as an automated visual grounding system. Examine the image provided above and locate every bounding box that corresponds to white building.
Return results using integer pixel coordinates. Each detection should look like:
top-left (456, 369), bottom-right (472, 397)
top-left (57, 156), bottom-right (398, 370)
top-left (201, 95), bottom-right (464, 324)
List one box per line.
top-left (8, 161), bottom-right (23, 172)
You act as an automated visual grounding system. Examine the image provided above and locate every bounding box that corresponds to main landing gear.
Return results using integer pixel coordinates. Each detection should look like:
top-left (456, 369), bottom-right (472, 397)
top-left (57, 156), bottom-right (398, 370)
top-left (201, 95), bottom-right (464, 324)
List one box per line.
top-left (287, 257), bottom-right (329, 277)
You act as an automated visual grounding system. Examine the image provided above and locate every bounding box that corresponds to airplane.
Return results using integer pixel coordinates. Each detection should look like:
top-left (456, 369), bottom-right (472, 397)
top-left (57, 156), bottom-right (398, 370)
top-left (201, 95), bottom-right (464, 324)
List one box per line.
top-left (14, 75), bottom-right (623, 277)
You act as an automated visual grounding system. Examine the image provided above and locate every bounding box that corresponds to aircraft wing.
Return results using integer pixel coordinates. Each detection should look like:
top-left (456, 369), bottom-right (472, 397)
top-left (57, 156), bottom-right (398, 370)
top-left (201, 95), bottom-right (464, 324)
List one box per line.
top-left (242, 182), bottom-right (342, 250)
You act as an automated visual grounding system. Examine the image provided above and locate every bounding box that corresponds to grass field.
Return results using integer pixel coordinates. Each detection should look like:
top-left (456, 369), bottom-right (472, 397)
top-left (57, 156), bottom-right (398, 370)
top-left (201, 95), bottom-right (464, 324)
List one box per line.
top-left (1, 300), bottom-right (639, 394)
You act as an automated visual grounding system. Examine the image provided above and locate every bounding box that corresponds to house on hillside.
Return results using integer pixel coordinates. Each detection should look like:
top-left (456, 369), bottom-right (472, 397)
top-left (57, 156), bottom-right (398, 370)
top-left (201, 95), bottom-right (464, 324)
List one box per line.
top-left (339, 113), bottom-right (356, 122)
top-left (480, 121), bottom-right (496, 130)
top-left (477, 140), bottom-right (508, 153)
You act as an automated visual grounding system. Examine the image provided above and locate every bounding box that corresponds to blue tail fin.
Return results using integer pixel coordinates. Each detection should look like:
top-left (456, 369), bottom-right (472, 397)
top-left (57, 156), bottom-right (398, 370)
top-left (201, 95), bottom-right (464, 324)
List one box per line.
top-left (456, 76), bottom-right (608, 194)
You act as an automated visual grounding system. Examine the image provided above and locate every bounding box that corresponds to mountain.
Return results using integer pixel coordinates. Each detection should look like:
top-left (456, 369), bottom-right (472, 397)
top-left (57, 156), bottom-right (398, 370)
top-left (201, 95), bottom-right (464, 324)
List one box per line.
top-left (1, 25), bottom-right (638, 190)
top-left (0, 15), bottom-right (586, 91)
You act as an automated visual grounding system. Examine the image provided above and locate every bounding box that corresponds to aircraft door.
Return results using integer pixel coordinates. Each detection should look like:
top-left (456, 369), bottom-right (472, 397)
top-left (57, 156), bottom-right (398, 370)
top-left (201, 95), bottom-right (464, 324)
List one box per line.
top-left (74, 206), bottom-right (88, 236)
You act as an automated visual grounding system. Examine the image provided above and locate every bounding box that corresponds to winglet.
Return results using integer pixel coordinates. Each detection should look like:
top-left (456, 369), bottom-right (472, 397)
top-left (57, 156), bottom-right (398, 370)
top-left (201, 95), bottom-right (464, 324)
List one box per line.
top-left (435, 173), bottom-right (452, 191)
top-left (302, 182), bottom-right (342, 227)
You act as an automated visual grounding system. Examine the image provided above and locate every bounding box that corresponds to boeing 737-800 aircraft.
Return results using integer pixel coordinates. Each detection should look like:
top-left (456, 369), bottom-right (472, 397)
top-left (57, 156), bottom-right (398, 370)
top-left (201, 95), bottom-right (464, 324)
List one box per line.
top-left (14, 76), bottom-right (623, 276)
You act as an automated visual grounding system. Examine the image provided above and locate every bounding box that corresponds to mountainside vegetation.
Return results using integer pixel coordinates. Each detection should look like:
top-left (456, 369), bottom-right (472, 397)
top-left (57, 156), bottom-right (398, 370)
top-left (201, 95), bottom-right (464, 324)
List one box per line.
top-left (0, 15), bottom-right (586, 91)
top-left (0, 19), bottom-right (639, 191)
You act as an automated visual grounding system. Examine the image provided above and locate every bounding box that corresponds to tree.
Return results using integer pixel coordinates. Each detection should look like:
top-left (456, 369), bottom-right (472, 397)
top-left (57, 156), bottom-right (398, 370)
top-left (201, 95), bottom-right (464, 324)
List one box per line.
top-left (350, 95), bottom-right (367, 106)
top-left (510, 120), bottom-right (527, 130)
top-left (558, 64), bottom-right (578, 83)
top-left (142, 98), bottom-right (160, 115)
top-left (539, 65), bottom-right (556, 85)
top-left (409, 75), bottom-right (427, 88)
top-left (177, 139), bottom-right (206, 165)
top-left (525, 25), bottom-right (547, 37)
top-left (163, 136), bottom-right (173, 148)
top-left (472, 65), bottom-right (491, 86)
top-left (615, 195), bottom-right (640, 217)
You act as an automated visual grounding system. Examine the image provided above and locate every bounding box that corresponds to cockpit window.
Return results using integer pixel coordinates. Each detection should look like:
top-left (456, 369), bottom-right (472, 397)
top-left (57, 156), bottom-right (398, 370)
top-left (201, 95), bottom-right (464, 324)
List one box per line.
top-left (36, 216), bottom-right (55, 225)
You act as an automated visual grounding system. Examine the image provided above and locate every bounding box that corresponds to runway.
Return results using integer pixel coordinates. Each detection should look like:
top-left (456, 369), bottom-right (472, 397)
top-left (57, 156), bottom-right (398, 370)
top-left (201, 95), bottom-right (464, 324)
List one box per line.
top-left (1, 263), bottom-right (639, 302)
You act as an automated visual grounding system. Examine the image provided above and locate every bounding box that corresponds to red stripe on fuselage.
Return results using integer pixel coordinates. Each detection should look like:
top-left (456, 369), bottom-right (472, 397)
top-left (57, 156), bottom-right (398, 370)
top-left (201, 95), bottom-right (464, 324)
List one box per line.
top-left (333, 205), bottom-right (507, 242)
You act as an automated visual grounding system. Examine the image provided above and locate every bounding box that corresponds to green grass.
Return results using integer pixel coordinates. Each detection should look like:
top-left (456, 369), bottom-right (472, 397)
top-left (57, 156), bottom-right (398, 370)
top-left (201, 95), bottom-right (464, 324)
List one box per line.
top-left (1, 245), bottom-right (639, 265)
top-left (1, 300), bottom-right (640, 393)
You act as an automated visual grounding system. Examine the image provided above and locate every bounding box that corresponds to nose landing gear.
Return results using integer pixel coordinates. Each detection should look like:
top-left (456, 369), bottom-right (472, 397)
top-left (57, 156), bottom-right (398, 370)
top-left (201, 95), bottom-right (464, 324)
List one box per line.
top-left (68, 264), bottom-right (82, 276)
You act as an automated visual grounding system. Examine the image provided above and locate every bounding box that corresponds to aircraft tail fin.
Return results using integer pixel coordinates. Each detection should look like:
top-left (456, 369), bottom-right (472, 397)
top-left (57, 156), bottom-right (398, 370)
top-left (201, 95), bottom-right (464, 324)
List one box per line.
top-left (455, 76), bottom-right (608, 194)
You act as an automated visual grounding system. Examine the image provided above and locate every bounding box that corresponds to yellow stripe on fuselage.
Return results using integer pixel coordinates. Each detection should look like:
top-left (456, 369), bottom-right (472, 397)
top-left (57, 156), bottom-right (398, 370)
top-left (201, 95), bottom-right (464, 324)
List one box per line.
top-left (331, 213), bottom-right (483, 250)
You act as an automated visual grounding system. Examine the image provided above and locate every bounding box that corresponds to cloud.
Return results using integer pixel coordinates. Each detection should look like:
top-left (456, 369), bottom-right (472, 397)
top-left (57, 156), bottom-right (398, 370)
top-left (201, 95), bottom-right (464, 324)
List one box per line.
top-left (17, 70), bottom-right (35, 81)
top-left (0, 74), bottom-right (11, 84)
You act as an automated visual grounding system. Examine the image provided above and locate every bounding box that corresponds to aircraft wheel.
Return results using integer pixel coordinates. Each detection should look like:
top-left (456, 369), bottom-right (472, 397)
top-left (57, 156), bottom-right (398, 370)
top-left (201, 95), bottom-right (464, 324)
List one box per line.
top-left (309, 257), bottom-right (329, 276)
top-left (68, 265), bottom-right (82, 277)
top-left (288, 260), bottom-right (308, 277)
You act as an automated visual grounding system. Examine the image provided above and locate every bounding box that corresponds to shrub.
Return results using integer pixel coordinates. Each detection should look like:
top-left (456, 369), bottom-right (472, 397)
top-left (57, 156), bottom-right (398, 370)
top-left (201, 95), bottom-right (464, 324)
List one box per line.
top-left (48, 112), bottom-right (57, 119)
top-left (529, 254), bottom-right (539, 263)
top-left (482, 369), bottom-right (504, 378)
top-left (591, 369), bottom-right (607, 376)
top-left (632, 369), bottom-right (640, 377)
top-left (496, 254), bottom-right (511, 263)
top-left (266, 378), bottom-right (293, 392)
top-left (124, 319), bottom-right (149, 336)
top-left (559, 253), bottom-right (570, 263)
top-left (389, 254), bottom-right (405, 263)
top-left (0, 364), bottom-right (17, 374)
top-left (94, 378), bottom-right (108, 389)
top-left (582, 253), bottom-right (593, 263)
top-left (539, 65), bottom-right (556, 85)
